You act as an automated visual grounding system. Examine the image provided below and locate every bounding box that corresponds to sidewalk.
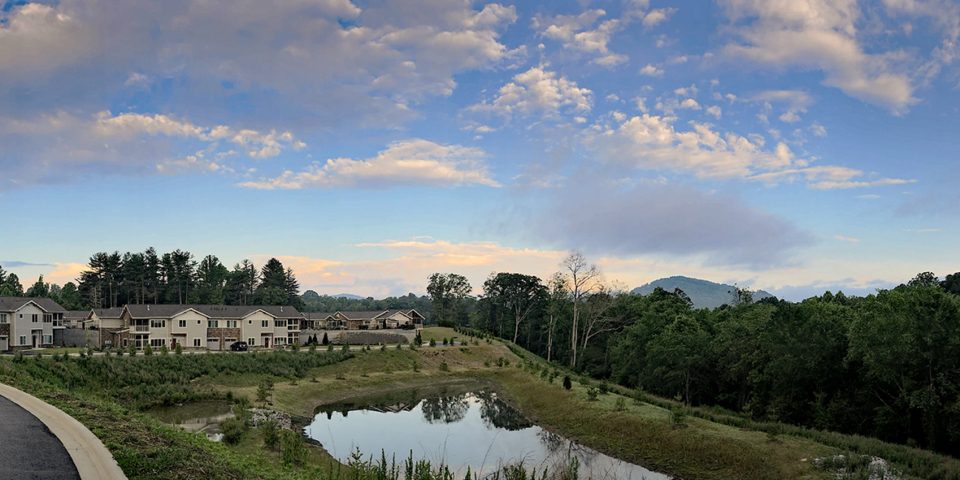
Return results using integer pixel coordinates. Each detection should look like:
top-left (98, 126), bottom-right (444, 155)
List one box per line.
top-left (0, 383), bottom-right (127, 480)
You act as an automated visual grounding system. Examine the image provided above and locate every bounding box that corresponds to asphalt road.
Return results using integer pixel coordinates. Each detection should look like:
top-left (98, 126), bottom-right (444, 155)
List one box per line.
top-left (0, 395), bottom-right (80, 480)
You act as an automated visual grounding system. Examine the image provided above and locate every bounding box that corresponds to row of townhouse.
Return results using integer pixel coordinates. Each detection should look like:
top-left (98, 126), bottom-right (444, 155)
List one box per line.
top-left (303, 310), bottom-right (426, 330)
top-left (1, 296), bottom-right (426, 352)
top-left (0, 297), bottom-right (67, 351)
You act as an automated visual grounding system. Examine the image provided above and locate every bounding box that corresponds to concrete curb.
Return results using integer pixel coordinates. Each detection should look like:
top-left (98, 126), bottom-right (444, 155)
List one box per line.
top-left (0, 383), bottom-right (127, 480)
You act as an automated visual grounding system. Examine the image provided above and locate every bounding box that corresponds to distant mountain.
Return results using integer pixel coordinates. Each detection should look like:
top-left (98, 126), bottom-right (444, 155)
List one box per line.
top-left (332, 293), bottom-right (365, 300)
top-left (632, 276), bottom-right (774, 309)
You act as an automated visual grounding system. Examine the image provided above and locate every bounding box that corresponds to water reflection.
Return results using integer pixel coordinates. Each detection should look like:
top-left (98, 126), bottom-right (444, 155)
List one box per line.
top-left (149, 400), bottom-right (234, 442)
top-left (307, 390), bottom-right (669, 480)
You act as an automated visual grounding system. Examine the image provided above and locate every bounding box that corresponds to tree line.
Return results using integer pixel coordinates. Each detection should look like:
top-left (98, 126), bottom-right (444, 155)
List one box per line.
top-left (427, 254), bottom-right (960, 456)
top-left (0, 248), bottom-right (302, 309)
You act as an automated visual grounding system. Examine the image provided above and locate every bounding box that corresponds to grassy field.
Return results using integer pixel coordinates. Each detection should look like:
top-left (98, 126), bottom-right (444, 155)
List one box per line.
top-left (2, 327), bottom-right (959, 479)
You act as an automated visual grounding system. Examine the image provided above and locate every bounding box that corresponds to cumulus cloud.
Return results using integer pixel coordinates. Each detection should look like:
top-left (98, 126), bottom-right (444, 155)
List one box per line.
top-left (639, 64), bottom-right (664, 76)
top-left (239, 139), bottom-right (499, 189)
top-left (0, 0), bottom-right (519, 127)
top-left (0, 111), bottom-right (302, 187)
top-left (718, 0), bottom-right (915, 111)
top-left (750, 90), bottom-right (813, 123)
top-left (583, 113), bottom-right (914, 189)
top-left (466, 66), bottom-right (592, 121)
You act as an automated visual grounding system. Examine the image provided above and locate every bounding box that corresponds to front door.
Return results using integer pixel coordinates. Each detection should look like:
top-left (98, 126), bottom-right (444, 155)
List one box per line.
top-left (263, 336), bottom-right (270, 348)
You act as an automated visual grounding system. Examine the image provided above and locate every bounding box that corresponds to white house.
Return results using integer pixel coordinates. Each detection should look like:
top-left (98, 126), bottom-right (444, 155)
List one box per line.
top-left (0, 297), bottom-right (66, 352)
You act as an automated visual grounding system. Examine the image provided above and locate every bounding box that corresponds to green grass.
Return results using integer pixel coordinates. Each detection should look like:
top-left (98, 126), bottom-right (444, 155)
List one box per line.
top-left (3, 327), bottom-right (958, 480)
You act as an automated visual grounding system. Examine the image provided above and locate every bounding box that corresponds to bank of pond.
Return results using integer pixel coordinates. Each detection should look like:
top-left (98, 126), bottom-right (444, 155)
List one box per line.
top-left (149, 385), bottom-right (669, 480)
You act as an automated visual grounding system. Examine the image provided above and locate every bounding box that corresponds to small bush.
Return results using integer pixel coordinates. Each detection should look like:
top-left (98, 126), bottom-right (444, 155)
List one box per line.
top-left (562, 375), bottom-right (572, 390)
top-left (341, 344), bottom-right (350, 353)
top-left (160, 345), bottom-right (168, 355)
top-left (144, 345), bottom-right (153, 356)
top-left (439, 361), bottom-right (449, 372)
top-left (221, 416), bottom-right (247, 445)
top-left (429, 339), bottom-right (436, 347)
top-left (412, 361), bottom-right (420, 372)
top-left (261, 419), bottom-right (280, 450)
top-left (671, 410), bottom-right (687, 429)
top-left (586, 387), bottom-right (600, 401)
top-left (280, 430), bottom-right (307, 466)
top-left (175, 343), bottom-right (182, 355)
top-left (615, 397), bottom-right (627, 412)
top-left (327, 344), bottom-right (334, 352)
top-left (86, 347), bottom-right (94, 357)
top-left (128, 345), bottom-right (137, 356)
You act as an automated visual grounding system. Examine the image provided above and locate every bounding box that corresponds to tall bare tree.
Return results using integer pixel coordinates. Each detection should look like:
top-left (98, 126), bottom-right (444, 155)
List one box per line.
top-left (562, 252), bottom-right (600, 368)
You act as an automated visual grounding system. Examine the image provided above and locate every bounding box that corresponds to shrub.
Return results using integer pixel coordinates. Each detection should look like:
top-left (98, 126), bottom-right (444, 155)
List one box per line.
top-left (562, 375), bottom-right (572, 390)
top-left (175, 343), bottom-right (182, 355)
top-left (309, 343), bottom-right (316, 352)
top-left (261, 419), bottom-right (280, 450)
top-left (671, 409), bottom-right (687, 429)
top-left (321, 332), bottom-right (329, 345)
top-left (412, 361), bottom-right (420, 372)
top-left (586, 387), bottom-right (600, 401)
top-left (279, 430), bottom-right (307, 466)
top-left (442, 338), bottom-right (448, 346)
top-left (160, 345), bottom-right (168, 355)
top-left (128, 345), bottom-right (137, 356)
top-left (380, 344), bottom-right (386, 352)
top-left (615, 397), bottom-right (627, 412)
top-left (86, 347), bottom-right (94, 357)
top-left (328, 344), bottom-right (334, 352)
top-left (144, 345), bottom-right (153, 356)
top-left (396, 343), bottom-right (402, 350)
top-left (439, 361), bottom-right (449, 372)
top-left (598, 382), bottom-right (610, 395)
top-left (429, 339), bottom-right (436, 347)
top-left (220, 416), bottom-right (247, 445)
top-left (341, 344), bottom-right (350, 353)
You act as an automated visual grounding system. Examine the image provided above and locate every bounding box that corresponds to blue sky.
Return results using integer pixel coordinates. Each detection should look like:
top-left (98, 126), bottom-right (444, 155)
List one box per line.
top-left (1, 0), bottom-right (958, 299)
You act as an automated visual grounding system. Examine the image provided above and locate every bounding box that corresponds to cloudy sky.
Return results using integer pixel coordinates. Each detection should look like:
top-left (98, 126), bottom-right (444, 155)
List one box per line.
top-left (2, 0), bottom-right (958, 299)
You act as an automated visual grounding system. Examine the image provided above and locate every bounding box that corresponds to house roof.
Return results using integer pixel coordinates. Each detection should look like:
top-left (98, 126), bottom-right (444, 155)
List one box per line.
top-left (123, 304), bottom-right (302, 319)
top-left (93, 307), bottom-right (124, 319)
top-left (64, 310), bottom-right (92, 321)
top-left (0, 296), bottom-right (66, 313)
top-left (304, 312), bottom-right (336, 319)
top-left (336, 310), bottom-right (389, 320)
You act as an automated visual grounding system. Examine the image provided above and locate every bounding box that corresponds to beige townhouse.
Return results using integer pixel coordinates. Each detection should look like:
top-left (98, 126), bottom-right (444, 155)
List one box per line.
top-left (305, 309), bottom-right (424, 330)
top-left (0, 297), bottom-right (66, 352)
top-left (112, 304), bottom-right (303, 350)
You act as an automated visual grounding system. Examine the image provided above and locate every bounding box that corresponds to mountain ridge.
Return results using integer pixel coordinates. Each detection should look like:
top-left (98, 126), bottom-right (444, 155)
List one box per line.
top-left (632, 275), bottom-right (774, 309)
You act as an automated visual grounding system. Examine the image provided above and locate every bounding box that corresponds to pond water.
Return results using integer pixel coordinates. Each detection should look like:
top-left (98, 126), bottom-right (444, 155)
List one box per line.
top-left (306, 389), bottom-right (669, 480)
top-left (149, 400), bottom-right (235, 442)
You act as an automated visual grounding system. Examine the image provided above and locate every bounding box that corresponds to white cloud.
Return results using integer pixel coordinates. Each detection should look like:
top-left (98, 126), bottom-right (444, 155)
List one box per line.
top-left (639, 64), bottom-right (664, 76)
top-left (679, 98), bottom-right (701, 110)
top-left (834, 234), bottom-right (861, 244)
top-left (239, 139), bottom-right (499, 189)
top-left (467, 67), bottom-right (592, 120)
top-left (750, 90), bottom-right (813, 124)
top-left (706, 105), bottom-right (723, 118)
top-left (642, 8), bottom-right (676, 28)
top-left (584, 113), bottom-right (914, 189)
top-left (0, 0), bottom-right (519, 128)
top-left (533, 9), bottom-right (628, 66)
top-left (0, 111), bottom-right (302, 187)
top-left (810, 122), bottom-right (828, 137)
top-left (719, 0), bottom-right (915, 111)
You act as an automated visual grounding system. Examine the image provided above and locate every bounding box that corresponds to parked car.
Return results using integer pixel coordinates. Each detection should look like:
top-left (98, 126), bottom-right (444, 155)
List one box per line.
top-left (229, 341), bottom-right (248, 352)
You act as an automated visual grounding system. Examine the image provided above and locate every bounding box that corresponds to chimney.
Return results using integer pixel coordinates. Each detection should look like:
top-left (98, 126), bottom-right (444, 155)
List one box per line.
top-left (280, 306), bottom-right (284, 313)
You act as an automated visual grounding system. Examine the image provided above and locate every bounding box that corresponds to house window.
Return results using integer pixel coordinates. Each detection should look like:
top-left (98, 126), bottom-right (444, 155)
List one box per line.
top-left (0, 314), bottom-right (7, 323)
top-left (226, 320), bottom-right (237, 328)
top-left (262, 320), bottom-right (269, 328)
top-left (32, 314), bottom-right (38, 323)
top-left (178, 320), bottom-right (187, 328)
top-left (43, 314), bottom-right (52, 323)
top-left (274, 320), bottom-right (284, 328)
top-left (247, 337), bottom-right (255, 346)
top-left (150, 319), bottom-right (165, 328)
top-left (208, 320), bottom-right (218, 329)
top-left (193, 338), bottom-right (201, 347)
top-left (19, 336), bottom-right (26, 345)
top-left (149, 338), bottom-right (166, 347)
top-left (275, 337), bottom-right (286, 345)
top-left (42, 335), bottom-right (52, 344)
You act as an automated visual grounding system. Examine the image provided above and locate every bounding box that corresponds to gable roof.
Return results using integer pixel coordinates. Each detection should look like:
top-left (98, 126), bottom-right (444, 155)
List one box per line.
top-left (336, 310), bottom-right (388, 320)
top-left (64, 310), bottom-right (93, 321)
top-left (123, 304), bottom-right (302, 319)
top-left (0, 296), bottom-right (66, 313)
top-left (304, 312), bottom-right (336, 320)
top-left (93, 307), bottom-right (124, 319)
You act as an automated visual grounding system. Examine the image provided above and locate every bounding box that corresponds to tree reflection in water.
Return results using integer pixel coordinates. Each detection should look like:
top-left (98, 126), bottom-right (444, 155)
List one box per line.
top-left (420, 393), bottom-right (470, 423)
top-left (475, 391), bottom-right (532, 431)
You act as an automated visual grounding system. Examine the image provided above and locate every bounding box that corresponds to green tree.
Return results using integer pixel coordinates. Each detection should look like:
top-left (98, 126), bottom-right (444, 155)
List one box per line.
top-left (196, 255), bottom-right (229, 304)
top-left (26, 275), bottom-right (50, 297)
top-left (482, 272), bottom-right (547, 344)
top-left (427, 273), bottom-right (472, 326)
top-left (0, 272), bottom-right (24, 296)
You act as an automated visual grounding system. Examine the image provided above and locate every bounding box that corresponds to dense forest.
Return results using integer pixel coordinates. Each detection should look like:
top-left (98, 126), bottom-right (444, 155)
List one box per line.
top-left (427, 255), bottom-right (960, 457)
top-left (0, 248), bottom-right (301, 309)
top-left (0, 249), bottom-right (433, 316)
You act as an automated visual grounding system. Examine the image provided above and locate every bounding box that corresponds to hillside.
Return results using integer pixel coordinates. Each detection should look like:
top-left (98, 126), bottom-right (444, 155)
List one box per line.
top-left (632, 275), bottom-right (774, 309)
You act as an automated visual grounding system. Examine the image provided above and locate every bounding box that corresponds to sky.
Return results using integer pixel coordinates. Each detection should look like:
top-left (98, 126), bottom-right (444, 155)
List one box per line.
top-left (1, 0), bottom-right (959, 300)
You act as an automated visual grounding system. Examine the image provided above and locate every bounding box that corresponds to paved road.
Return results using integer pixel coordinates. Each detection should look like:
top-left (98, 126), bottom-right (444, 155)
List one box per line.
top-left (0, 395), bottom-right (80, 480)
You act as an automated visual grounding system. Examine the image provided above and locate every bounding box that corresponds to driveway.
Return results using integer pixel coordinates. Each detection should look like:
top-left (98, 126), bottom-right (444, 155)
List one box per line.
top-left (0, 395), bottom-right (80, 479)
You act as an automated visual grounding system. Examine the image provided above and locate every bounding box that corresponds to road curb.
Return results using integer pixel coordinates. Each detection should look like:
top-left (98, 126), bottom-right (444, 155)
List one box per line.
top-left (0, 383), bottom-right (127, 480)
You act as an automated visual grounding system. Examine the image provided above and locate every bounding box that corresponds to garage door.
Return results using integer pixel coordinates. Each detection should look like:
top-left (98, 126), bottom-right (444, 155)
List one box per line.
top-left (0, 336), bottom-right (7, 352)
top-left (207, 338), bottom-right (220, 350)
